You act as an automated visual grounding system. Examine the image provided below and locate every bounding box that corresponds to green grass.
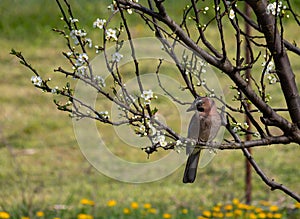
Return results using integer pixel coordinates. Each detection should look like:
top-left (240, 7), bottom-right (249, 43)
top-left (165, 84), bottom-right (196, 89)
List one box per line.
top-left (1, 0), bottom-right (300, 218)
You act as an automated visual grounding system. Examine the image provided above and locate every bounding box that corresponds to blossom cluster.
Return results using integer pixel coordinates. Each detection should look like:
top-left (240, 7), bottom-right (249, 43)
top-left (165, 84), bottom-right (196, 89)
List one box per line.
top-left (141, 89), bottom-right (154, 105)
top-left (266, 1), bottom-right (285, 16)
top-left (262, 58), bottom-right (277, 84)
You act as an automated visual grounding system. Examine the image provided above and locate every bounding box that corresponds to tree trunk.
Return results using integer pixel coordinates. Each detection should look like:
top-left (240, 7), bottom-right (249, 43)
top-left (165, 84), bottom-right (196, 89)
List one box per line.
top-left (244, 2), bottom-right (252, 205)
top-left (246, 0), bottom-right (300, 129)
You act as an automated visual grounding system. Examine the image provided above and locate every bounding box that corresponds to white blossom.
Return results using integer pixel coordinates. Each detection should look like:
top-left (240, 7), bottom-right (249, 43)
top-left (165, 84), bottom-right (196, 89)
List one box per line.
top-left (95, 45), bottom-right (101, 54)
top-left (94, 75), bottom-right (106, 87)
top-left (141, 90), bottom-right (153, 105)
top-left (31, 76), bottom-right (42, 86)
top-left (75, 53), bottom-right (89, 67)
top-left (229, 9), bottom-right (235, 20)
top-left (254, 132), bottom-right (261, 138)
top-left (153, 133), bottom-right (167, 147)
top-left (85, 38), bottom-right (92, 48)
top-left (70, 29), bottom-right (87, 45)
top-left (75, 29), bottom-right (87, 37)
top-left (112, 52), bottom-right (123, 63)
top-left (139, 125), bottom-right (146, 136)
top-left (99, 111), bottom-right (109, 119)
top-left (70, 17), bottom-right (79, 23)
top-left (176, 139), bottom-right (182, 146)
top-left (203, 6), bottom-right (209, 14)
top-left (232, 122), bottom-right (242, 133)
top-left (105, 28), bottom-right (118, 41)
top-left (51, 86), bottom-right (59, 94)
top-left (243, 122), bottom-right (249, 129)
top-left (107, 2), bottom-right (117, 12)
top-left (266, 1), bottom-right (282, 16)
top-left (266, 3), bottom-right (275, 15)
top-left (76, 66), bottom-right (88, 76)
top-left (93, 18), bottom-right (106, 29)
top-left (232, 126), bottom-right (240, 133)
top-left (262, 61), bottom-right (274, 74)
top-left (209, 89), bottom-right (215, 98)
top-left (66, 51), bottom-right (73, 57)
top-left (267, 75), bottom-right (277, 84)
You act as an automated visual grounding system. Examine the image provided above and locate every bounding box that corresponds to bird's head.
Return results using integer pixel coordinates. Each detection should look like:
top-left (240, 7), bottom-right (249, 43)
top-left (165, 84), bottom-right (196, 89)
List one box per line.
top-left (187, 97), bottom-right (215, 113)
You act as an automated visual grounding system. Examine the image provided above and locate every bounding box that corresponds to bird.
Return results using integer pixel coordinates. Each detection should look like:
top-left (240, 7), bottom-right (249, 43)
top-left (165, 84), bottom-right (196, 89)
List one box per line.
top-left (183, 96), bottom-right (222, 183)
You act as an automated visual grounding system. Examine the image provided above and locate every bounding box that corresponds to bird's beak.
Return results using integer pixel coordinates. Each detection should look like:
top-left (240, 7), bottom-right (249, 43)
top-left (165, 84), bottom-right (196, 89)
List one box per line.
top-left (187, 98), bottom-right (203, 112)
top-left (186, 104), bottom-right (196, 112)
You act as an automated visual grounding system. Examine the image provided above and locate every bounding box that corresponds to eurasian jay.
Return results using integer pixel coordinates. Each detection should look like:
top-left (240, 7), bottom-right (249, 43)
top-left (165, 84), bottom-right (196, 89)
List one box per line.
top-left (183, 97), bottom-right (221, 183)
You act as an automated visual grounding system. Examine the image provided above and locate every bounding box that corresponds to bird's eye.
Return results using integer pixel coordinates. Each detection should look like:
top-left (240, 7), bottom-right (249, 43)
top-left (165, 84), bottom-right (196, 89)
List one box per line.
top-left (197, 104), bottom-right (204, 112)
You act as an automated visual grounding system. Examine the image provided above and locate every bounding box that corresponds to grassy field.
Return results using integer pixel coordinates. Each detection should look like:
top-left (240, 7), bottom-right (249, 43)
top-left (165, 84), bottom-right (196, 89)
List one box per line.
top-left (1, 0), bottom-right (300, 218)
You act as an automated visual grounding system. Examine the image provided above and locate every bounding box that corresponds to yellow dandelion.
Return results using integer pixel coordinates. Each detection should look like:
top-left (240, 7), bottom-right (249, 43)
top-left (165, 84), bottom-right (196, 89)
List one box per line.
top-left (237, 203), bottom-right (244, 209)
top-left (213, 206), bottom-right (221, 212)
top-left (53, 217), bottom-right (60, 219)
top-left (162, 213), bottom-right (172, 219)
top-left (246, 205), bottom-right (254, 210)
top-left (107, 199), bottom-right (117, 207)
top-left (81, 199), bottom-right (90, 205)
top-left (213, 212), bottom-right (224, 218)
top-left (148, 208), bottom-right (157, 214)
top-left (234, 209), bottom-right (243, 216)
top-left (225, 212), bottom-right (233, 217)
top-left (144, 203), bottom-right (151, 209)
top-left (255, 207), bottom-right (263, 213)
top-left (197, 217), bottom-right (206, 219)
top-left (269, 205), bottom-right (279, 212)
top-left (131, 202), bottom-right (139, 209)
top-left (232, 198), bottom-right (240, 205)
top-left (202, 210), bottom-right (211, 217)
top-left (295, 202), bottom-right (300, 208)
top-left (181, 208), bottom-right (188, 214)
top-left (21, 217), bottom-right (30, 219)
top-left (36, 211), bottom-right (44, 217)
top-left (0, 212), bottom-right (10, 219)
top-left (257, 212), bottom-right (267, 219)
top-left (249, 212), bottom-right (257, 219)
top-left (267, 212), bottom-right (274, 218)
top-left (80, 199), bottom-right (94, 206)
top-left (224, 204), bottom-right (233, 211)
top-left (77, 214), bottom-right (93, 219)
top-left (77, 214), bottom-right (86, 219)
top-left (123, 208), bottom-right (130, 214)
top-left (273, 213), bottom-right (282, 218)
top-left (238, 203), bottom-right (252, 210)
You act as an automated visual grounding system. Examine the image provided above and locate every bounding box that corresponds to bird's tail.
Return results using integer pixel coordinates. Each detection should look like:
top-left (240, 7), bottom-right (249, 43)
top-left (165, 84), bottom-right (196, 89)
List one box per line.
top-left (183, 150), bottom-right (201, 183)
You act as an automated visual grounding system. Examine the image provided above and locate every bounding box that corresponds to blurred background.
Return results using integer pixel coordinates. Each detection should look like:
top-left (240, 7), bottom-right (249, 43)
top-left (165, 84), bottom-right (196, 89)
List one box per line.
top-left (0, 0), bottom-right (300, 218)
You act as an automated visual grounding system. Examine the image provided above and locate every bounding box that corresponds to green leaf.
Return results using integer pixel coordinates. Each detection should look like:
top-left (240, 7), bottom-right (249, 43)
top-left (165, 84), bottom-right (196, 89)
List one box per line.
top-left (151, 107), bottom-right (158, 115)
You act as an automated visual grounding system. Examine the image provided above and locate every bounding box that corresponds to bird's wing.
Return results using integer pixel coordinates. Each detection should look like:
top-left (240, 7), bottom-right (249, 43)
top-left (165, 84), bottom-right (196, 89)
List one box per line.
top-left (207, 114), bottom-right (222, 142)
top-left (186, 113), bottom-right (200, 155)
